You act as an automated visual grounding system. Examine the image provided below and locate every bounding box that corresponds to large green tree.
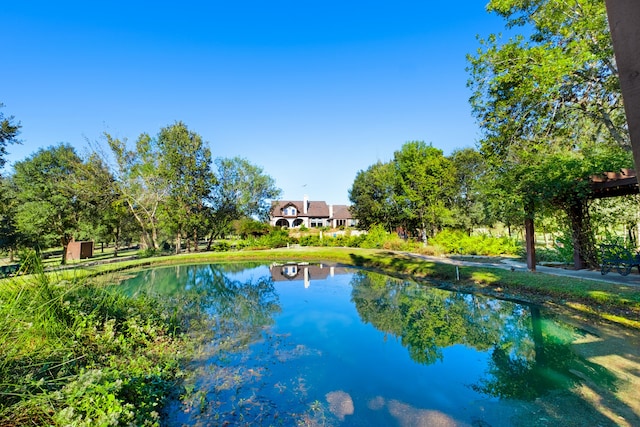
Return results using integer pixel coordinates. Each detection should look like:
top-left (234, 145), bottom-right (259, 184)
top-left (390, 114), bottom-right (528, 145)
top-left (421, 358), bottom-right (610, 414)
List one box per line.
top-left (0, 177), bottom-right (20, 258)
top-left (207, 157), bottom-right (281, 243)
top-left (106, 133), bottom-right (168, 250)
top-left (449, 147), bottom-right (489, 234)
top-left (467, 0), bottom-right (632, 268)
top-left (157, 122), bottom-right (214, 253)
top-left (0, 105), bottom-right (21, 255)
top-left (393, 141), bottom-right (455, 242)
top-left (75, 153), bottom-right (136, 255)
top-left (11, 144), bottom-right (85, 264)
top-left (348, 161), bottom-right (399, 232)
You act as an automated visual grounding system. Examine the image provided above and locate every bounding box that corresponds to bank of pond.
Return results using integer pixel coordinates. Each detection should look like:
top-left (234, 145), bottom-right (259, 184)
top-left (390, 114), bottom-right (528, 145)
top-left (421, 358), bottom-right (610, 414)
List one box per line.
top-left (1, 261), bottom-right (639, 426)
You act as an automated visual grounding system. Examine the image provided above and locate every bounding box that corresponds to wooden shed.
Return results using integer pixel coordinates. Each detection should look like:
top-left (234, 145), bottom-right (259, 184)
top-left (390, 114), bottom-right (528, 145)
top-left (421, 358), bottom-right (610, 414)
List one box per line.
top-left (66, 240), bottom-right (94, 261)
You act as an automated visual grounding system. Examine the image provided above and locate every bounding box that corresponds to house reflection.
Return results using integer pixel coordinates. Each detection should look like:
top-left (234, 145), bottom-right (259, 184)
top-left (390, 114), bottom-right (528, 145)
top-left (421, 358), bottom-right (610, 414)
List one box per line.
top-left (269, 263), bottom-right (350, 288)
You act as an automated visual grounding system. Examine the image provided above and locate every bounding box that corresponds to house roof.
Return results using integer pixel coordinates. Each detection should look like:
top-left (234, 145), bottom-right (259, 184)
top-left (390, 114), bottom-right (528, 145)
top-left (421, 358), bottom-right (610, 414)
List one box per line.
top-left (332, 205), bottom-right (352, 219)
top-left (271, 200), bottom-right (354, 219)
top-left (271, 200), bottom-right (330, 217)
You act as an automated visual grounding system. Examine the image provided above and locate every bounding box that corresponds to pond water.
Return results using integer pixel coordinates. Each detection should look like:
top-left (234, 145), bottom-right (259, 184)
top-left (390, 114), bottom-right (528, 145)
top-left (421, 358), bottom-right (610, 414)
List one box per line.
top-left (119, 263), bottom-right (626, 426)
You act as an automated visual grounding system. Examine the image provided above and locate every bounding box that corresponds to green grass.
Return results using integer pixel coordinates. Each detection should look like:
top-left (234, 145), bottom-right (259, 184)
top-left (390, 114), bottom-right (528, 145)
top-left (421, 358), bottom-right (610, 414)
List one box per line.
top-left (0, 267), bottom-right (195, 426)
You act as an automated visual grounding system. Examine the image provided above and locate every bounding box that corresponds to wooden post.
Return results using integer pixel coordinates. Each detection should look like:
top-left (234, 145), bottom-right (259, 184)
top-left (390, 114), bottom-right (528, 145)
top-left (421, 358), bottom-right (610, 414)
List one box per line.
top-left (605, 1), bottom-right (640, 179)
top-left (524, 200), bottom-right (536, 272)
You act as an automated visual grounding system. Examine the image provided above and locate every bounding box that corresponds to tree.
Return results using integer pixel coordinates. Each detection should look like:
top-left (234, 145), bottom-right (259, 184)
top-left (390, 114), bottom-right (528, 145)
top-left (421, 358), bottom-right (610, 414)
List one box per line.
top-left (106, 132), bottom-right (168, 250)
top-left (156, 122), bottom-right (214, 253)
top-left (75, 153), bottom-right (136, 256)
top-left (348, 161), bottom-right (399, 232)
top-left (11, 144), bottom-right (84, 264)
top-left (207, 157), bottom-right (281, 244)
top-left (449, 147), bottom-right (488, 234)
top-left (0, 177), bottom-right (20, 258)
top-left (467, 0), bottom-right (632, 268)
top-left (393, 141), bottom-right (455, 242)
top-left (0, 103), bottom-right (21, 170)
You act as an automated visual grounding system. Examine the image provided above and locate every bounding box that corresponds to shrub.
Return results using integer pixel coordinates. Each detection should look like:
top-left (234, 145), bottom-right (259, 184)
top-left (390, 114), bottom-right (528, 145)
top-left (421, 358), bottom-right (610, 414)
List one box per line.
top-left (299, 235), bottom-right (321, 247)
top-left (357, 225), bottom-right (406, 250)
top-left (431, 230), bottom-right (520, 256)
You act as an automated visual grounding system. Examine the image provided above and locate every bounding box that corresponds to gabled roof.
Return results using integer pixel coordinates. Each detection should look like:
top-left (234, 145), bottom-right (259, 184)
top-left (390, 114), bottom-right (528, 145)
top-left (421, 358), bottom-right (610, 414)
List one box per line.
top-left (271, 200), bottom-right (330, 217)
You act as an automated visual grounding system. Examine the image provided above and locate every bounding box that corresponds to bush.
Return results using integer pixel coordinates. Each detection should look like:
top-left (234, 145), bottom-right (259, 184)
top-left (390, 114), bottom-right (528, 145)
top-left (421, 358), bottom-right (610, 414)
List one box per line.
top-left (431, 230), bottom-right (520, 256)
top-left (299, 235), bottom-right (321, 247)
top-left (244, 229), bottom-right (292, 249)
top-left (357, 225), bottom-right (407, 250)
top-left (211, 241), bottom-right (231, 252)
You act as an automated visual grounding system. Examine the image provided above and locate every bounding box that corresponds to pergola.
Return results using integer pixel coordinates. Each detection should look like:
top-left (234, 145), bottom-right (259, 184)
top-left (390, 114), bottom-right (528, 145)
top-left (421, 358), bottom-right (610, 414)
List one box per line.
top-left (591, 169), bottom-right (639, 199)
top-left (524, 170), bottom-right (640, 272)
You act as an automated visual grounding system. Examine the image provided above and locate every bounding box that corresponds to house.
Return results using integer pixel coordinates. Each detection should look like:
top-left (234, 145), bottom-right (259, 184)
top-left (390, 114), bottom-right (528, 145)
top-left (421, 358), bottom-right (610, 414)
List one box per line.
top-left (270, 195), bottom-right (357, 228)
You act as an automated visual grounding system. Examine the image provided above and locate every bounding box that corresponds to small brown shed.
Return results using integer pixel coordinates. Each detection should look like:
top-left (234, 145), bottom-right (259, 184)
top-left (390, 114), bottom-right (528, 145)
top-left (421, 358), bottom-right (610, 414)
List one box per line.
top-left (66, 240), bottom-right (94, 261)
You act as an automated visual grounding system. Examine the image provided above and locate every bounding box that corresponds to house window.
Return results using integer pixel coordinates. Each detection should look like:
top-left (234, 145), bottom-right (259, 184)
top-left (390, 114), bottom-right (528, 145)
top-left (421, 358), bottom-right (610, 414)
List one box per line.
top-left (284, 207), bottom-right (297, 216)
top-left (336, 219), bottom-right (346, 227)
top-left (311, 219), bottom-right (324, 227)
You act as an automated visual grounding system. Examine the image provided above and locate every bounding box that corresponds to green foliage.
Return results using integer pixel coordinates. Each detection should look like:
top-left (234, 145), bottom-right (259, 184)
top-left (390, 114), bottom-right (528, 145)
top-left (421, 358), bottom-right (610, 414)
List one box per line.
top-left (235, 218), bottom-right (271, 239)
top-left (245, 229), bottom-right (291, 249)
top-left (0, 274), bottom-right (189, 425)
top-left (431, 229), bottom-right (520, 256)
top-left (299, 235), bottom-right (321, 247)
top-left (349, 161), bottom-right (399, 231)
top-left (208, 157), bottom-right (281, 241)
top-left (16, 248), bottom-right (41, 274)
top-left (210, 241), bottom-right (231, 252)
top-left (106, 132), bottom-right (166, 250)
top-left (448, 148), bottom-right (489, 232)
top-left (11, 144), bottom-right (87, 263)
top-left (0, 103), bottom-right (21, 170)
top-left (349, 142), bottom-right (455, 238)
top-left (156, 121), bottom-right (214, 253)
top-left (394, 141), bottom-right (456, 238)
top-left (359, 224), bottom-right (392, 249)
top-left (467, 0), bottom-right (632, 268)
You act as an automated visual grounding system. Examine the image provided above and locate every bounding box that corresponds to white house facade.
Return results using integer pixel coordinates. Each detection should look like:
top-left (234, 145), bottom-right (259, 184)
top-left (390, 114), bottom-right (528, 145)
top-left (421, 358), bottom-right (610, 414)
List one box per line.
top-left (270, 195), bottom-right (357, 228)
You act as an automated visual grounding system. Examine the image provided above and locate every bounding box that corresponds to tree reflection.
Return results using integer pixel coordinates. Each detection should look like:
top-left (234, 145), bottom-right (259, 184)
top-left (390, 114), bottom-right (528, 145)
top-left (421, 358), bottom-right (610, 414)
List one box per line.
top-left (473, 307), bottom-right (617, 400)
top-left (350, 270), bottom-right (617, 399)
top-left (121, 263), bottom-right (281, 347)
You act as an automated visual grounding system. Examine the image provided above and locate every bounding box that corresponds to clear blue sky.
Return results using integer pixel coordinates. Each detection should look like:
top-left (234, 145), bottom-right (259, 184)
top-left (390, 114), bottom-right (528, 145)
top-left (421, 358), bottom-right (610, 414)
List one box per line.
top-left (3, 1), bottom-right (505, 205)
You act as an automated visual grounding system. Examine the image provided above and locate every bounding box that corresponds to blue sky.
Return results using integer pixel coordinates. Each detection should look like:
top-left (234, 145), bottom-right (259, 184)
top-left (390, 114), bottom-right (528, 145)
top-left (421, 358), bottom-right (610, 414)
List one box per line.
top-left (3, 1), bottom-right (505, 205)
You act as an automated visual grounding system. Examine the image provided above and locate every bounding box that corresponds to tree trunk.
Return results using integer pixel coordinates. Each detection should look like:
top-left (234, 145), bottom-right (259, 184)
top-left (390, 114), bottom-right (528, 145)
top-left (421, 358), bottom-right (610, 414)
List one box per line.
top-left (193, 228), bottom-right (199, 252)
top-left (567, 200), bottom-right (598, 270)
top-left (113, 226), bottom-right (120, 257)
top-left (61, 236), bottom-right (71, 265)
top-left (175, 231), bottom-right (182, 254)
top-left (524, 201), bottom-right (536, 272)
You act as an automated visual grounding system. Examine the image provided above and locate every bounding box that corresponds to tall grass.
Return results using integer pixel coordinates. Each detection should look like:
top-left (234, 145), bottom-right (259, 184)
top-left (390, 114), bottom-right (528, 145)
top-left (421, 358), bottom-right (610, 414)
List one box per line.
top-left (0, 255), bottom-right (191, 426)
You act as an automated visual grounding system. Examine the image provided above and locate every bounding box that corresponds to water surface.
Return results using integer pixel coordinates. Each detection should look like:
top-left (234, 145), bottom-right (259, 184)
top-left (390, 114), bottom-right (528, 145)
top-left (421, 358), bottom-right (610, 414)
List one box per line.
top-left (120, 263), bottom-right (622, 426)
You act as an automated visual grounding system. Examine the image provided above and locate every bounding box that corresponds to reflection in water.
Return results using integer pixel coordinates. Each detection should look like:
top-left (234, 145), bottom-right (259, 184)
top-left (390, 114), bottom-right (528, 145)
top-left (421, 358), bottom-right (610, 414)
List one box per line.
top-left (119, 264), bottom-right (621, 426)
top-left (325, 390), bottom-right (354, 421)
top-left (350, 271), bottom-right (618, 400)
top-left (269, 262), bottom-right (351, 288)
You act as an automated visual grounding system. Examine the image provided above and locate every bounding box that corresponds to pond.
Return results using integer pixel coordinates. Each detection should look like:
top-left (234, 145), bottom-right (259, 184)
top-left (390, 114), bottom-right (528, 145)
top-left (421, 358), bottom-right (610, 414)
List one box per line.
top-left (119, 262), bottom-right (638, 426)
